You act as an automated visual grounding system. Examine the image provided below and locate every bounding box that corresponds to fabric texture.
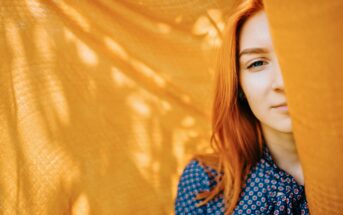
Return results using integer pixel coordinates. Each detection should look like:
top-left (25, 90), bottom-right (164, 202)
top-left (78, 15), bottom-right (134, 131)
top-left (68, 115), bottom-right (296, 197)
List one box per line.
top-left (0, 0), bottom-right (342, 214)
top-left (263, 1), bottom-right (343, 213)
top-left (175, 143), bottom-right (309, 214)
top-left (0, 1), bottom-right (234, 214)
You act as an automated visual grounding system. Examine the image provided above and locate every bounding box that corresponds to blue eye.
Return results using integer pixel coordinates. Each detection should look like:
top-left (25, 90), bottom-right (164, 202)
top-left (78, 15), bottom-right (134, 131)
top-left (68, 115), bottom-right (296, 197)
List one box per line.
top-left (247, 60), bottom-right (266, 69)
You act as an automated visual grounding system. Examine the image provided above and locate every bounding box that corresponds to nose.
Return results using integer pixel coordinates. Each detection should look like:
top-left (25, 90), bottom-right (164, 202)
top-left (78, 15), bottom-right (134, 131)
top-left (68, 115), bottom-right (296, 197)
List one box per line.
top-left (271, 59), bottom-right (285, 92)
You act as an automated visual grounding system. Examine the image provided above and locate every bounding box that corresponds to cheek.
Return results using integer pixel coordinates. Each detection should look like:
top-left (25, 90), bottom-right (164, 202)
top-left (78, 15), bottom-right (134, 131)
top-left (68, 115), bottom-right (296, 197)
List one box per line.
top-left (241, 72), bottom-right (269, 122)
top-left (241, 73), bottom-right (269, 115)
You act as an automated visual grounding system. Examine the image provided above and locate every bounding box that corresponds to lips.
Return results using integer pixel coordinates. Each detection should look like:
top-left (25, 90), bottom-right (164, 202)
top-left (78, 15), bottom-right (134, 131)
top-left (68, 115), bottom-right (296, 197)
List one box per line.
top-left (271, 103), bottom-right (288, 112)
top-left (271, 103), bottom-right (287, 108)
top-left (272, 103), bottom-right (288, 113)
top-left (272, 102), bottom-right (287, 108)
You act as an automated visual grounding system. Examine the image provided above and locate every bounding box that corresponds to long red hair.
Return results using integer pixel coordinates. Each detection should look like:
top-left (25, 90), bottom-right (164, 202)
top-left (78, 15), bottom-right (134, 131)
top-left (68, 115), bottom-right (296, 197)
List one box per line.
top-left (195, 0), bottom-right (265, 214)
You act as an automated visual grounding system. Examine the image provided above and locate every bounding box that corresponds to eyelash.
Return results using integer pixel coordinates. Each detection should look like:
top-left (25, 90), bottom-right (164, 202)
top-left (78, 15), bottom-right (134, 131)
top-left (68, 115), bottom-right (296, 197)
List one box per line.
top-left (247, 60), bottom-right (268, 70)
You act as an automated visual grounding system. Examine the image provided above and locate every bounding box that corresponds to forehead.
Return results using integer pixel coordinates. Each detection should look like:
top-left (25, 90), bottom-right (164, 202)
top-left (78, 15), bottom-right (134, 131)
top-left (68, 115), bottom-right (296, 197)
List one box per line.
top-left (239, 10), bottom-right (273, 52)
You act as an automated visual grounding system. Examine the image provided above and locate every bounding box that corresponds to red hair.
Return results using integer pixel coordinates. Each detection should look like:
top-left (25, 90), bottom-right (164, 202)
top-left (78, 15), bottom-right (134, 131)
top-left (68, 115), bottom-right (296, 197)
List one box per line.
top-left (194, 0), bottom-right (265, 214)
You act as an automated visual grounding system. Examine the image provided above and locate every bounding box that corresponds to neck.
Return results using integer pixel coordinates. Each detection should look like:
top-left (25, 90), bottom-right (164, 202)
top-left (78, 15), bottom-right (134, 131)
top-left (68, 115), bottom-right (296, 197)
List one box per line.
top-left (261, 123), bottom-right (304, 185)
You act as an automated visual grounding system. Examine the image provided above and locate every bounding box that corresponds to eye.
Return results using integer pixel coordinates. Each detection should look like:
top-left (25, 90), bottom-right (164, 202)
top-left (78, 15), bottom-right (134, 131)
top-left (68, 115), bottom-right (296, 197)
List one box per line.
top-left (247, 60), bottom-right (268, 70)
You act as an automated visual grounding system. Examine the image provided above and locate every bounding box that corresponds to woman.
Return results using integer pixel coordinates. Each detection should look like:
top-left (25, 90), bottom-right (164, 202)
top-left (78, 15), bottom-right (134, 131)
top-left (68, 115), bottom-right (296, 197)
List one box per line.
top-left (175, 0), bottom-right (309, 214)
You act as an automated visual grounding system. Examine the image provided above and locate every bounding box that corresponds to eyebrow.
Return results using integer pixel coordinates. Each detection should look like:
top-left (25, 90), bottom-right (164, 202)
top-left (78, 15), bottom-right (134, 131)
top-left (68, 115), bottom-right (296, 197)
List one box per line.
top-left (239, 48), bottom-right (269, 58)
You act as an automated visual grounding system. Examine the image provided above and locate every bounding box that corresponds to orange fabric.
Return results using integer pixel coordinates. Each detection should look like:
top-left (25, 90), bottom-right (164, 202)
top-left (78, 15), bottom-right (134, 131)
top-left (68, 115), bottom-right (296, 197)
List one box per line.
top-left (0, 0), bottom-right (233, 214)
top-left (264, 1), bottom-right (343, 214)
top-left (1, 0), bottom-right (342, 214)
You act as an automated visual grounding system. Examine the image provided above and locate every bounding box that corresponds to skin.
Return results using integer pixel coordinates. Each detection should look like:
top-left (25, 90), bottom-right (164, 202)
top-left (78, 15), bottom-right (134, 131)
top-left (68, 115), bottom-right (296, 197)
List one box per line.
top-left (238, 10), bottom-right (304, 185)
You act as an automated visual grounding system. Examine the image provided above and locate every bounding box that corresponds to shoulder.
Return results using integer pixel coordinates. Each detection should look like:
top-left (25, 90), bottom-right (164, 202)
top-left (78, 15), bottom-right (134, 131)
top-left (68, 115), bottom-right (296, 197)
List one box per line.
top-left (174, 159), bottom-right (221, 214)
top-left (177, 159), bottom-right (210, 190)
top-left (178, 159), bottom-right (221, 191)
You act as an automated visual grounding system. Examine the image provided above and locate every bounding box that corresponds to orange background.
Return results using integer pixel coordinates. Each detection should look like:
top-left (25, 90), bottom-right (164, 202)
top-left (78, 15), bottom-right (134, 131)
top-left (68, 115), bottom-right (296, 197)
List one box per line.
top-left (0, 0), bottom-right (342, 214)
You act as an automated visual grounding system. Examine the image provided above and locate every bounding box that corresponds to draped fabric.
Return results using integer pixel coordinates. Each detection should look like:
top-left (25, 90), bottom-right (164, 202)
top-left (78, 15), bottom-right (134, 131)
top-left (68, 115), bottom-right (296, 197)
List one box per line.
top-left (264, 1), bottom-right (343, 214)
top-left (0, 0), bottom-right (342, 214)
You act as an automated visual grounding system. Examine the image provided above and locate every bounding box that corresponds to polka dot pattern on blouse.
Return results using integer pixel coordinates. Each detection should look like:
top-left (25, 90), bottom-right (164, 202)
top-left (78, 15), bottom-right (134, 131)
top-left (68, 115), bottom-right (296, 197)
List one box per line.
top-left (175, 143), bottom-right (309, 214)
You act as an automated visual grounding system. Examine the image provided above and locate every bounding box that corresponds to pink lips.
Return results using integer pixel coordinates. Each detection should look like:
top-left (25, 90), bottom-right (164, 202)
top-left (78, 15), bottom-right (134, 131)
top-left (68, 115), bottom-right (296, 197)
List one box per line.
top-left (272, 104), bottom-right (288, 111)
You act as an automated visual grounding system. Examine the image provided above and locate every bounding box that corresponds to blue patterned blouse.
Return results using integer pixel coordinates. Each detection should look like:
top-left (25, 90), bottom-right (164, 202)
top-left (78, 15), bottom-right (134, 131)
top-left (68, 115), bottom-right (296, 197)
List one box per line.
top-left (175, 143), bottom-right (309, 214)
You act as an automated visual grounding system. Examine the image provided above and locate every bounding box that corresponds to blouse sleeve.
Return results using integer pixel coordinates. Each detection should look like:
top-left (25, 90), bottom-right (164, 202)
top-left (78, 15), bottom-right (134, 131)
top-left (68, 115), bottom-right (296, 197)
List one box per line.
top-left (174, 160), bottom-right (211, 215)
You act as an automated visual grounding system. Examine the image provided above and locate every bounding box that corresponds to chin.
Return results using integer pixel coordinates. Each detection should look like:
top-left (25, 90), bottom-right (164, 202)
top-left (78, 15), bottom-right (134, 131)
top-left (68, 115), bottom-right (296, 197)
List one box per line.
top-left (278, 127), bottom-right (293, 133)
top-left (275, 122), bottom-right (293, 133)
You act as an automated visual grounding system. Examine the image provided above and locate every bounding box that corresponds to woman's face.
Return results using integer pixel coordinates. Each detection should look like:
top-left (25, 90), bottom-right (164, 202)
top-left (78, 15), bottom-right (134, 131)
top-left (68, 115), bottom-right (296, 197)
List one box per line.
top-left (239, 10), bottom-right (292, 133)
